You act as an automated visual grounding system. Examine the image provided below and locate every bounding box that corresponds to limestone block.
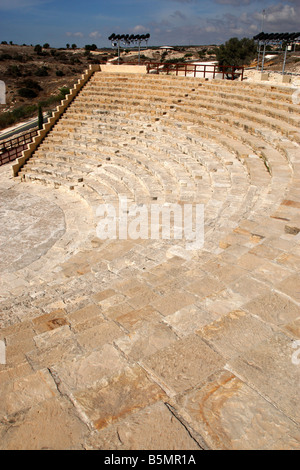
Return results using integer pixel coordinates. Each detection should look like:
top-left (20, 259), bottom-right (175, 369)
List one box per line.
top-left (0, 397), bottom-right (88, 450)
top-left (73, 365), bottom-right (166, 430)
top-left (142, 334), bottom-right (224, 395)
top-left (282, 75), bottom-right (291, 84)
top-left (261, 73), bottom-right (269, 81)
top-left (0, 369), bottom-right (58, 419)
top-left (228, 332), bottom-right (300, 424)
top-left (85, 402), bottom-right (201, 450)
top-left (176, 370), bottom-right (300, 450)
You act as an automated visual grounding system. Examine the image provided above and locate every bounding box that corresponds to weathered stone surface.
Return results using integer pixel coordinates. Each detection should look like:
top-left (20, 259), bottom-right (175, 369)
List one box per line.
top-left (0, 397), bottom-right (88, 450)
top-left (0, 369), bottom-right (58, 419)
top-left (276, 274), bottom-right (300, 303)
top-left (32, 309), bottom-right (69, 334)
top-left (187, 275), bottom-right (224, 298)
top-left (67, 304), bottom-right (103, 330)
top-left (227, 275), bottom-right (268, 303)
top-left (113, 304), bottom-right (162, 331)
top-left (115, 322), bottom-right (177, 360)
top-left (73, 365), bottom-right (166, 430)
top-left (126, 286), bottom-right (160, 309)
top-left (86, 401), bottom-right (202, 450)
top-left (0, 190), bottom-right (65, 273)
top-left (26, 326), bottom-right (83, 370)
top-left (176, 370), bottom-right (300, 450)
top-left (75, 319), bottom-right (123, 352)
top-left (151, 290), bottom-right (196, 316)
top-left (51, 344), bottom-right (128, 393)
top-left (227, 332), bottom-right (300, 424)
top-left (196, 310), bottom-right (274, 360)
top-left (142, 334), bottom-right (224, 396)
top-left (244, 291), bottom-right (300, 328)
top-left (163, 304), bottom-right (216, 337)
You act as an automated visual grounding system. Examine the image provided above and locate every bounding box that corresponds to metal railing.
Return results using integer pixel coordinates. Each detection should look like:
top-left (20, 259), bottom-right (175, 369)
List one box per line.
top-left (145, 62), bottom-right (244, 80)
top-left (0, 130), bottom-right (38, 166)
top-left (99, 61), bottom-right (244, 79)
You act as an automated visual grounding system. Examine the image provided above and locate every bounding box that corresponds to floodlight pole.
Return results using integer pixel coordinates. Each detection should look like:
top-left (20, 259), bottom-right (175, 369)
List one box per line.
top-left (138, 39), bottom-right (142, 64)
top-left (257, 41), bottom-right (262, 70)
top-left (119, 42), bottom-right (121, 65)
top-left (261, 42), bottom-right (267, 73)
top-left (282, 44), bottom-right (288, 75)
top-left (261, 10), bottom-right (266, 33)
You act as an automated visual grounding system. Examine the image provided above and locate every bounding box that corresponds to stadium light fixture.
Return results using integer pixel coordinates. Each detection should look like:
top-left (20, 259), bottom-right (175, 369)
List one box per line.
top-left (108, 32), bottom-right (151, 64)
top-left (253, 31), bottom-right (300, 73)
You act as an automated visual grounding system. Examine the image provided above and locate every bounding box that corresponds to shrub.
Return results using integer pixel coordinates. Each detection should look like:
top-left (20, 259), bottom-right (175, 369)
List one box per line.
top-left (0, 53), bottom-right (13, 60)
top-left (6, 65), bottom-right (22, 77)
top-left (35, 66), bottom-right (49, 76)
top-left (59, 87), bottom-right (70, 98)
top-left (38, 87), bottom-right (70, 108)
top-left (22, 79), bottom-right (42, 91)
top-left (18, 88), bottom-right (38, 98)
top-left (56, 70), bottom-right (64, 76)
top-left (70, 56), bottom-right (81, 65)
top-left (0, 104), bottom-right (37, 129)
top-left (165, 58), bottom-right (185, 64)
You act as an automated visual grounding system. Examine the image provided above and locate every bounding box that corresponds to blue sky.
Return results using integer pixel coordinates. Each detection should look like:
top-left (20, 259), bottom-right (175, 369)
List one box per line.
top-left (0, 0), bottom-right (299, 47)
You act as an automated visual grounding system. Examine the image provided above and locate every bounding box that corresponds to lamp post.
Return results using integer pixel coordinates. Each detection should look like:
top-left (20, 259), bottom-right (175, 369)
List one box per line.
top-left (256, 10), bottom-right (266, 70)
top-left (261, 9), bottom-right (266, 33)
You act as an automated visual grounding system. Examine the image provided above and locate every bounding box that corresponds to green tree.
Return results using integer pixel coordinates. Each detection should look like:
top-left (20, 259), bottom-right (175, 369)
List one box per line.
top-left (85, 44), bottom-right (97, 51)
top-left (38, 104), bottom-right (43, 130)
top-left (34, 44), bottom-right (42, 54)
top-left (216, 37), bottom-right (257, 68)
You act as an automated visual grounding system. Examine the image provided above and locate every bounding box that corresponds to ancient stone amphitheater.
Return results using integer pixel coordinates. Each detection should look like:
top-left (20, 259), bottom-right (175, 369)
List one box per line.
top-left (0, 66), bottom-right (299, 450)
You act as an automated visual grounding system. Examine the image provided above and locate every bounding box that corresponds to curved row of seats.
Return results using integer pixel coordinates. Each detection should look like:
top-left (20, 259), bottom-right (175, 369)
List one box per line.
top-left (18, 72), bottom-right (299, 253)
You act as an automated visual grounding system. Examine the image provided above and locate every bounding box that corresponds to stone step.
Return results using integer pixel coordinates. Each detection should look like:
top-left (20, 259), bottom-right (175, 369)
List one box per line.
top-left (77, 87), bottom-right (299, 125)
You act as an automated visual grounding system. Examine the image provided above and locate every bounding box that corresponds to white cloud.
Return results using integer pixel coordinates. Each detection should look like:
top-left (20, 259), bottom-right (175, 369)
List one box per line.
top-left (89, 31), bottom-right (102, 39)
top-left (66, 32), bottom-right (84, 38)
top-left (166, 0), bottom-right (196, 3)
top-left (265, 4), bottom-right (296, 23)
top-left (132, 25), bottom-right (148, 33)
top-left (0, 0), bottom-right (51, 10)
top-left (253, 3), bottom-right (300, 31)
top-left (171, 10), bottom-right (187, 20)
top-left (214, 0), bottom-right (252, 4)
